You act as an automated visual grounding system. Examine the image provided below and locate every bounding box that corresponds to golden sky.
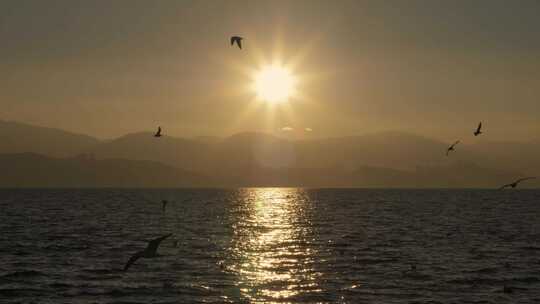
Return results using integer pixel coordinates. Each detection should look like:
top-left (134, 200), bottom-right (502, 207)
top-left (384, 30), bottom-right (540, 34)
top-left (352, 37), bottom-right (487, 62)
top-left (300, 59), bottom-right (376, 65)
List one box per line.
top-left (1, 0), bottom-right (539, 141)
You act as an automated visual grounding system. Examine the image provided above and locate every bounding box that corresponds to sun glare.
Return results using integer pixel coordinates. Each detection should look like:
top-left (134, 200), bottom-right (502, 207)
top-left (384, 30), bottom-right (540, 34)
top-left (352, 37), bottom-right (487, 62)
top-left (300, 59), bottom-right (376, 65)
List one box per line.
top-left (253, 65), bottom-right (297, 103)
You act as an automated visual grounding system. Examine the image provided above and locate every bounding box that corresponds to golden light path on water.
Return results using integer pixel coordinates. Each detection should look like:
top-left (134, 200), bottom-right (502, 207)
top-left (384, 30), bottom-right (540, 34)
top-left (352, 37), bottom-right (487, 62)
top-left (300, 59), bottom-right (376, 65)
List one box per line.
top-left (226, 188), bottom-right (323, 302)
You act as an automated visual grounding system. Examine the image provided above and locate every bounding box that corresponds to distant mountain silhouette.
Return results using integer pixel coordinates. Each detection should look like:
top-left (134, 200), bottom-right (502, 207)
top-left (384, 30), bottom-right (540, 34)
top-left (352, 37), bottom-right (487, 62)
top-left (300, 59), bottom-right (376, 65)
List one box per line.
top-left (466, 141), bottom-right (540, 176)
top-left (295, 131), bottom-right (449, 170)
top-left (0, 152), bottom-right (521, 188)
top-left (213, 132), bottom-right (294, 171)
top-left (89, 132), bottom-right (212, 173)
top-left (0, 120), bottom-right (100, 157)
top-left (0, 120), bottom-right (537, 188)
top-left (0, 153), bottom-right (212, 187)
top-left (192, 136), bottom-right (222, 144)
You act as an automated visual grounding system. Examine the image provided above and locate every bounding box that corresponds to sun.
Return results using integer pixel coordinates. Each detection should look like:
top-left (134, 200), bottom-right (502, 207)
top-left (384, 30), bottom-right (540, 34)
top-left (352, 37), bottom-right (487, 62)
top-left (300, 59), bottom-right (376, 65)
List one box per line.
top-left (252, 65), bottom-right (297, 103)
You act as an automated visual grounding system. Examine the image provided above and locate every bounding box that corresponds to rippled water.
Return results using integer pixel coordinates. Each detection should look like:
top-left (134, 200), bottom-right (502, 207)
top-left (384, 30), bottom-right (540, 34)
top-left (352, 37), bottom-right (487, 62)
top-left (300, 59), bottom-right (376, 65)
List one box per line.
top-left (1, 188), bottom-right (539, 303)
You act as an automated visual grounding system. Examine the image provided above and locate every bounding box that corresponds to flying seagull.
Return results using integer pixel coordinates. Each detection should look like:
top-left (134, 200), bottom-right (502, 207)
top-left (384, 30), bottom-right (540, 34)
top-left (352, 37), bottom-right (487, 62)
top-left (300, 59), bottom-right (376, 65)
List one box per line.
top-left (154, 126), bottom-right (162, 138)
top-left (474, 122), bottom-right (483, 136)
top-left (498, 177), bottom-right (536, 190)
top-left (446, 140), bottom-right (460, 156)
top-left (162, 200), bottom-right (168, 212)
top-left (230, 36), bottom-right (243, 49)
top-left (124, 233), bottom-right (172, 271)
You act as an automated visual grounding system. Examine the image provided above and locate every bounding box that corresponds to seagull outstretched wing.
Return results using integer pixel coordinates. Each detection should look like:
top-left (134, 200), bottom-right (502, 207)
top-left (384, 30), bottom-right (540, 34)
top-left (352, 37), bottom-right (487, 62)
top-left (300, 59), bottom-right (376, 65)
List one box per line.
top-left (498, 177), bottom-right (536, 189)
top-left (498, 183), bottom-right (512, 190)
top-left (145, 233), bottom-right (173, 254)
top-left (474, 122), bottom-right (483, 136)
top-left (124, 251), bottom-right (143, 271)
top-left (230, 36), bottom-right (242, 49)
top-left (516, 177), bottom-right (536, 184)
top-left (154, 126), bottom-right (162, 137)
top-left (446, 141), bottom-right (460, 156)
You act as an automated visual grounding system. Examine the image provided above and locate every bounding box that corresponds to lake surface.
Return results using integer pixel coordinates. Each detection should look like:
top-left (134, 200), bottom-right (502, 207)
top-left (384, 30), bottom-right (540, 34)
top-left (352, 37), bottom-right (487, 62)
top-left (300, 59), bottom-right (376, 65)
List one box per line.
top-left (0, 189), bottom-right (539, 303)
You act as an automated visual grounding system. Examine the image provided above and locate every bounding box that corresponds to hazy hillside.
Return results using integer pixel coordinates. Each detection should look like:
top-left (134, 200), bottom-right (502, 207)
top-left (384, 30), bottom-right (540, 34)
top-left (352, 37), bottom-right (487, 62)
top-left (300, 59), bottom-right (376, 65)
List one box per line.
top-left (0, 153), bottom-right (212, 187)
top-left (0, 120), bottom-right (538, 187)
top-left (89, 132), bottom-right (213, 173)
top-left (91, 131), bottom-right (502, 174)
top-left (466, 141), bottom-right (540, 175)
top-left (0, 120), bottom-right (101, 157)
top-left (213, 132), bottom-right (294, 170)
top-left (295, 131), bottom-right (451, 170)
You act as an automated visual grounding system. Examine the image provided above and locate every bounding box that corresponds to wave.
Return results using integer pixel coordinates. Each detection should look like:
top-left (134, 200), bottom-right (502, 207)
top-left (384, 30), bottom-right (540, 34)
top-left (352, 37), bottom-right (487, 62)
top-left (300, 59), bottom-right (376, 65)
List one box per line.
top-left (0, 288), bottom-right (45, 297)
top-left (1, 270), bottom-right (45, 279)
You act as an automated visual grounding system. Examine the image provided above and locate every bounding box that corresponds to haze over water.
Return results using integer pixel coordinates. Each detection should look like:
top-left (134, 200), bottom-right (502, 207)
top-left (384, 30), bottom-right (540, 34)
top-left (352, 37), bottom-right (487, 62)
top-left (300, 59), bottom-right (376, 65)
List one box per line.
top-left (1, 188), bottom-right (539, 303)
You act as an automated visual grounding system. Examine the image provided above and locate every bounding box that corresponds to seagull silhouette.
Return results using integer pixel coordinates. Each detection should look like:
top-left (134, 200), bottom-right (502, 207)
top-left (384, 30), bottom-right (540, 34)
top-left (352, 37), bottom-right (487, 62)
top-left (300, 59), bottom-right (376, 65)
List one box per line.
top-left (446, 140), bottom-right (460, 156)
top-left (474, 122), bottom-right (483, 136)
top-left (498, 177), bottom-right (536, 190)
top-left (162, 200), bottom-right (168, 212)
top-left (154, 126), bottom-right (162, 138)
top-left (230, 36), bottom-right (243, 49)
top-left (124, 233), bottom-right (172, 271)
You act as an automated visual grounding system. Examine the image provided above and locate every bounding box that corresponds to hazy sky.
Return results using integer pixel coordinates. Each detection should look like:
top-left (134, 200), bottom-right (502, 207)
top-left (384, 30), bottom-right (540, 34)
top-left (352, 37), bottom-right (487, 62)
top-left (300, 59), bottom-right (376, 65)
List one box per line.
top-left (1, 0), bottom-right (539, 141)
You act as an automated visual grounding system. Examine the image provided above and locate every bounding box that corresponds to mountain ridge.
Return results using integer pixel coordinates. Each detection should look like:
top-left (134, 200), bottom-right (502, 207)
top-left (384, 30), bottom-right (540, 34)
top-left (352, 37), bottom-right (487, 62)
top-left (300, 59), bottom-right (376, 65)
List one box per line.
top-left (1, 119), bottom-right (538, 187)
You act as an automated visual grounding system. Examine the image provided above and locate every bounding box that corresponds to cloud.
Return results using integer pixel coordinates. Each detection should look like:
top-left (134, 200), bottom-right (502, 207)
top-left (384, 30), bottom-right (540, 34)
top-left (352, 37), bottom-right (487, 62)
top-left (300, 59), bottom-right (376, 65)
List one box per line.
top-left (281, 126), bottom-right (294, 131)
top-left (304, 127), bottom-right (313, 132)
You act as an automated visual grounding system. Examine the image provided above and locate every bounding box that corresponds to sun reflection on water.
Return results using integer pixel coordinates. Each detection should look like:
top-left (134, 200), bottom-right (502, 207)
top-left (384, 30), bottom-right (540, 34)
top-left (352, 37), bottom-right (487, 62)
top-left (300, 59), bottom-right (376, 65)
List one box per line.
top-left (227, 188), bottom-right (322, 302)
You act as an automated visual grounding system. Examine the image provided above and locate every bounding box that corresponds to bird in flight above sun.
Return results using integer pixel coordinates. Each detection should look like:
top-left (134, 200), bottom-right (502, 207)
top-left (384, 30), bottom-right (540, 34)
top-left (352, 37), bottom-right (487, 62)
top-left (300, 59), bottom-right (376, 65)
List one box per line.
top-left (230, 36), bottom-right (243, 49)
